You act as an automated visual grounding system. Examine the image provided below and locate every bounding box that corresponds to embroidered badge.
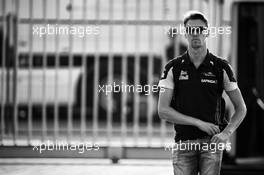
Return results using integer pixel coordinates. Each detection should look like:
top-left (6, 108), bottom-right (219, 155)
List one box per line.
top-left (179, 70), bottom-right (189, 80)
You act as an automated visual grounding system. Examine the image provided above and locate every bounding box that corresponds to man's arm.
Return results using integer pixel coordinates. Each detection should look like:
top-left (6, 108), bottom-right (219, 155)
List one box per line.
top-left (211, 88), bottom-right (247, 144)
top-left (158, 87), bottom-right (220, 136)
top-left (224, 88), bottom-right (247, 135)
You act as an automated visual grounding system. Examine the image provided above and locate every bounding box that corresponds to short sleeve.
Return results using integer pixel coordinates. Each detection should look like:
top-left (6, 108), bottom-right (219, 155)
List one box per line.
top-left (223, 62), bottom-right (238, 91)
top-left (158, 67), bottom-right (174, 89)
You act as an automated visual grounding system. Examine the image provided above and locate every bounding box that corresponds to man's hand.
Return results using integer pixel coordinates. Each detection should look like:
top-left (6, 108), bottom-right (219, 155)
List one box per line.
top-left (196, 120), bottom-right (220, 135)
top-left (211, 132), bottom-right (230, 145)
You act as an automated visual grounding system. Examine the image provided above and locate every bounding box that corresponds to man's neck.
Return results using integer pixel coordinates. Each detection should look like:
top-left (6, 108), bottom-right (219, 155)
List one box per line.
top-left (188, 45), bottom-right (207, 65)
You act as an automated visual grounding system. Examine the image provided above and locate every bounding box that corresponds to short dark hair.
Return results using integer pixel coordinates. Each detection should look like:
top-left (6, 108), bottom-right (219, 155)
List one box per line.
top-left (183, 11), bottom-right (208, 27)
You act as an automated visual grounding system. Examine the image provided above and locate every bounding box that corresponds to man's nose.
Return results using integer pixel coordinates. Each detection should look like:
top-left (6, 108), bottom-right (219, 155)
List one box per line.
top-left (192, 28), bottom-right (198, 36)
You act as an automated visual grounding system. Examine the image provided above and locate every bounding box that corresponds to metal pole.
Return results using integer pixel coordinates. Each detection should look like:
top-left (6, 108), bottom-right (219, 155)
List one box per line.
top-left (147, 0), bottom-right (154, 146)
top-left (133, 0), bottom-right (140, 146)
top-left (27, 0), bottom-right (33, 145)
top-left (121, 0), bottom-right (128, 147)
top-left (12, 0), bottom-right (19, 146)
top-left (67, 0), bottom-right (74, 142)
top-left (107, 0), bottom-right (114, 145)
top-left (41, 0), bottom-right (47, 142)
top-left (54, 0), bottom-right (60, 141)
top-left (80, 0), bottom-right (87, 141)
top-left (92, 0), bottom-right (100, 143)
top-left (0, 0), bottom-right (7, 145)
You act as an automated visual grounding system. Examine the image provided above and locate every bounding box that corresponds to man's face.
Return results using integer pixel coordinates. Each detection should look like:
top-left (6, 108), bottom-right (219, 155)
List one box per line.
top-left (185, 19), bottom-right (208, 49)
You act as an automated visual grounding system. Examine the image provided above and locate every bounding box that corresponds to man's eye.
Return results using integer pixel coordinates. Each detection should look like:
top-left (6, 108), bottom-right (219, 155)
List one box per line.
top-left (185, 26), bottom-right (207, 34)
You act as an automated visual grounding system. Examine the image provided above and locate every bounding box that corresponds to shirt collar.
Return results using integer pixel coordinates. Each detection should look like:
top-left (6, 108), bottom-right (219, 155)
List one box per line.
top-left (184, 49), bottom-right (212, 67)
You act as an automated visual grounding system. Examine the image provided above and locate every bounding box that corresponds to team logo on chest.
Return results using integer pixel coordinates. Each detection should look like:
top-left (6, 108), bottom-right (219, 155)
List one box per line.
top-left (179, 70), bottom-right (189, 80)
top-left (203, 71), bottom-right (216, 77)
top-left (201, 71), bottom-right (217, 84)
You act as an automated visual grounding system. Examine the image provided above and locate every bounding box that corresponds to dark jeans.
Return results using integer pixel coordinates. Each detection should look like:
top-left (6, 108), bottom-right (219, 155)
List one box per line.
top-left (172, 137), bottom-right (223, 175)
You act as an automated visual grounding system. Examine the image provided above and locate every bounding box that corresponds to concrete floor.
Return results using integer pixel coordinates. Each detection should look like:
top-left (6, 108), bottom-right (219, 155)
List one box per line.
top-left (0, 158), bottom-right (173, 175)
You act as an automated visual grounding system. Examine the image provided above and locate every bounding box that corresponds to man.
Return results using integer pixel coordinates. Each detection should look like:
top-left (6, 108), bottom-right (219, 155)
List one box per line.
top-left (158, 11), bottom-right (247, 175)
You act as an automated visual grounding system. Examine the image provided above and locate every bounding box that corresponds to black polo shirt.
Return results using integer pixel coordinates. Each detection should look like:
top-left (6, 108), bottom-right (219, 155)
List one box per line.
top-left (158, 50), bottom-right (238, 142)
